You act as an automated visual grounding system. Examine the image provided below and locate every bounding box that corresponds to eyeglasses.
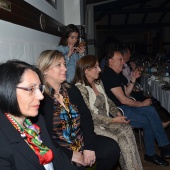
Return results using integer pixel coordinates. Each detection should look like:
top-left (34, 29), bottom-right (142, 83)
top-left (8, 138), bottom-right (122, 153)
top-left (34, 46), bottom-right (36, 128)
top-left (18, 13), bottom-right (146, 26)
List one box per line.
top-left (16, 85), bottom-right (45, 95)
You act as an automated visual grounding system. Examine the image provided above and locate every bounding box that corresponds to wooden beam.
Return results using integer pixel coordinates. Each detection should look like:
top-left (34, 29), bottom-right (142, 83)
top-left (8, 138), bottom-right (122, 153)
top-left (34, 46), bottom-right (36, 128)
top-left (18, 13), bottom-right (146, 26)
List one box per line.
top-left (108, 14), bottom-right (111, 25)
top-left (159, 12), bottom-right (166, 23)
top-left (86, 0), bottom-right (108, 4)
top-left (95, 6), bottom-right (170, 21)
top-left (138, 0), bottom-right (147, 9)
top-left (0, 0), bottom-right (64, 36)
top-left (94, 0), bottom-right (152, 11)
top-left (96, 23), bottom-right (170, 30)
top-left (103, 7), bottom-right (170, 14)
top-left (160, 0), bottom-right (169, 8)
top-left (125, 14), bottom-right (129, 25)
top-left (142, 13), bottom-right (148, 24)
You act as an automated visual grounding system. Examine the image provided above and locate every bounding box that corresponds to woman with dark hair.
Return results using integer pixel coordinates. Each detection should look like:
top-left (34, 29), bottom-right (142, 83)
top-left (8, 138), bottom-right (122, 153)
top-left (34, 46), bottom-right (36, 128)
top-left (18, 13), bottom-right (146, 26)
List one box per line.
top-left (38, 50), bottom-right (120, 170)
top-left (57, 24), bottom-right (86, 82)
top-left (0, 60), bottom-right (77, 170)
top-left (73, 55), bottom-right (143, 170)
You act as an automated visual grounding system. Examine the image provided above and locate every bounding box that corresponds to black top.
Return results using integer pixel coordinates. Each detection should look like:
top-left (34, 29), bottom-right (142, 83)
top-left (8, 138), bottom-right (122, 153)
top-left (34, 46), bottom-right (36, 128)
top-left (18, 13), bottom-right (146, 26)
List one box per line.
top-left (39, 84), bottom-right (96, 160)
top-left (101, 67), bottom-right (128, 106)
top-left (0, 113), bottom-right (77, 170)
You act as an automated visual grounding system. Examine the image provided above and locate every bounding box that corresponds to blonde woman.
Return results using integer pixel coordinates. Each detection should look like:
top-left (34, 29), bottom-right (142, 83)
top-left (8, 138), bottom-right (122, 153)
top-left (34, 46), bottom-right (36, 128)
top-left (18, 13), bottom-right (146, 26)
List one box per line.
top-left (37, 50), bottom-right (120, 170)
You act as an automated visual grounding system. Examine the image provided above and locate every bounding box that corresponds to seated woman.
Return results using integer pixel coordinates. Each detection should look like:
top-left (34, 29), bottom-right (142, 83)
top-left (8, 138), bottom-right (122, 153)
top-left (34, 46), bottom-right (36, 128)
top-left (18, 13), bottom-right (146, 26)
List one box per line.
top-left (73, 55), bottom-right (143, 170)
top-left (0, 60), bottom-right (77, 170)
top-left (37, 50), bottom-right (120, 170)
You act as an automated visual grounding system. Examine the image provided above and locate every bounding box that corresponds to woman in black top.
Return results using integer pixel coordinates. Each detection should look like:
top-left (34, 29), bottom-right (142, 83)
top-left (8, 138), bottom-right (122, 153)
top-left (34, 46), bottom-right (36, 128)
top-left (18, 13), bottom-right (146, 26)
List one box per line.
top-left (0, 60), bottom-right (77, 170)
top-left (38, 50), bottom-right (120, 170)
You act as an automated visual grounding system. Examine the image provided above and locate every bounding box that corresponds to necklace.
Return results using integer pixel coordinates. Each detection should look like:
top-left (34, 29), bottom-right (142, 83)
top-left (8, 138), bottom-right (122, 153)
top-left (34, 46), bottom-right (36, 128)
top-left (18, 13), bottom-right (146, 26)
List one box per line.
top-left (6, 113), bottom-right (27, 138)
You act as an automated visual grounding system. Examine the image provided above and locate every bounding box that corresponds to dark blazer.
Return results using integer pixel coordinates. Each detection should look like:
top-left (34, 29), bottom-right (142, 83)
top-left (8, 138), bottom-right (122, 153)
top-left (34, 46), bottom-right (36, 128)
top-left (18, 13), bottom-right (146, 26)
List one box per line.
top-left (0, 113), bottom-right (77, 170)
top-left (39, 85), bottom-right (96, 160)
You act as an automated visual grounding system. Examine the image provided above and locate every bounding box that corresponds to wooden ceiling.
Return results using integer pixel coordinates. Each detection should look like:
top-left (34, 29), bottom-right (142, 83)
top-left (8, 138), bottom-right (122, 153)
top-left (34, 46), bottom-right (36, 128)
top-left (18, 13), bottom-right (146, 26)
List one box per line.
top-left (86, 0), bottom-right (170, 32)
top-left (86, 0), bottom-right (109, 4)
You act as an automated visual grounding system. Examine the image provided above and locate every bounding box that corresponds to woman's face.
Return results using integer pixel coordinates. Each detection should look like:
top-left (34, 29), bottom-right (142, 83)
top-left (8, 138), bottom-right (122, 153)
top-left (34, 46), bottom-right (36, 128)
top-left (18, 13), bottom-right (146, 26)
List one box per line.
top-left (17, 69), bottom-right (44, 118)
top-left (67, 32), bottom-right (79, 46)
top-left (45, 57), bottom-right (67, 84)
top-left (85, 61), bottom-right (101, 82)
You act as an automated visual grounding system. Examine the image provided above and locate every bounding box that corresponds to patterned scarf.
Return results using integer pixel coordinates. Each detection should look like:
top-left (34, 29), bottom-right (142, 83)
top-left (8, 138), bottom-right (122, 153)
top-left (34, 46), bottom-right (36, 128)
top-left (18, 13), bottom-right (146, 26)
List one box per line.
top-left (6, 113), bottom-right (54, 165)
top-left (52, 86), bottom-right (83, 152)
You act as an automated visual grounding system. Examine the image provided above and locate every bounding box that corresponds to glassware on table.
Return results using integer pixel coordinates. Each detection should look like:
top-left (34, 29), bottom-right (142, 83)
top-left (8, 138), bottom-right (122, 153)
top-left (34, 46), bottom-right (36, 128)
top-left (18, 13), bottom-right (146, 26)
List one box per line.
top-left (163, 76), bottom-right (170, 84)
top-left (158, 70), bottom-right (165, 83)
top-left (143, 91), bottom-right (152, 99)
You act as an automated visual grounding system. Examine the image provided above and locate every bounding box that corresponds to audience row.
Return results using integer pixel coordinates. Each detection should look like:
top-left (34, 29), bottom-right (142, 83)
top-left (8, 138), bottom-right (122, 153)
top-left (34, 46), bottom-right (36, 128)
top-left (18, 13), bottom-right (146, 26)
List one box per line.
top-left (1, 24), bottom-right (170, 170)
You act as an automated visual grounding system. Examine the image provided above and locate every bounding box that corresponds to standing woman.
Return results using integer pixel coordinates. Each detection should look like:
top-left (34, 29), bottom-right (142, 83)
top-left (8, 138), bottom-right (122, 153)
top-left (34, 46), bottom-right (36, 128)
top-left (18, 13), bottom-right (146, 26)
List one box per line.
top-left (73, 55), bottom-right (143, 170)
top-left (0, 60), bottom-right (77, 170)
top-left (57, 24), bottom-right (85, 83)
top-left (37, 50), bottom-right (120, 170)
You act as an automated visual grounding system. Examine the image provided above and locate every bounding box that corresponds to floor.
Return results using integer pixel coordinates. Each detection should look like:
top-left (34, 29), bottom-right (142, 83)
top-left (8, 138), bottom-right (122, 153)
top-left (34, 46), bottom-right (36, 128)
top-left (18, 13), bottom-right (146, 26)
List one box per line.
top-left (138, 142), bottom-right (170, 170)
top-left (116, 101), bottom-right (170, 170)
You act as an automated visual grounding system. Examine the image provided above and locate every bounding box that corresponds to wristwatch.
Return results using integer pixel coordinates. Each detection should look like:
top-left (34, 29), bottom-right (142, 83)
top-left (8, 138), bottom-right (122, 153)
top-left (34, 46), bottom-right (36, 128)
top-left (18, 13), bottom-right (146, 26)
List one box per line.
top-left (130, 80), bottom-right (136, 85)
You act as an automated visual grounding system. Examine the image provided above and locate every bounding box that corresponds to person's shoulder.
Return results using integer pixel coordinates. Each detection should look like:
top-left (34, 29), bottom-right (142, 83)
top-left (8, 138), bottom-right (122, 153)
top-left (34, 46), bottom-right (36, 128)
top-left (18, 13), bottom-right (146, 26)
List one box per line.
top-left (56, 45), bottom-right (69, 54)
top-left (75, 82), bottom-right (85, 89)
top-left (56, 45), bottom-right (63, 50)
top-left (102, 67), bottom-right (114, 79)
top-left (66, 84), bottom-right (85, 101)
top-left (75, 83), bottom-right (88, 94)
top-left (57, 45), bottom-right (64, 48)
top-left (66, 83), bottom-right (79, 92)
top-left (102, 67), bottom-right (114, 74)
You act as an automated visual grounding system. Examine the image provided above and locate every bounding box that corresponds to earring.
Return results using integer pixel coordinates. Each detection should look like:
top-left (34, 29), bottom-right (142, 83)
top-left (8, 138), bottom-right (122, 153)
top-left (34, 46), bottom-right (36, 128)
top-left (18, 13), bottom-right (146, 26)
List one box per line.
top-left (44, 72), bottom-right (47, 75)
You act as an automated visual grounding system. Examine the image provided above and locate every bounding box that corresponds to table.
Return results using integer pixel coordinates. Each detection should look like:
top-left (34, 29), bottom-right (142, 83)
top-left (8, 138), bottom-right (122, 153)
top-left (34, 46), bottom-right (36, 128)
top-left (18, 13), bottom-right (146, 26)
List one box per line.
top-left (141, 75), bottom-right (170, 113)
top-left (140, 74), bottom-right (150, 91)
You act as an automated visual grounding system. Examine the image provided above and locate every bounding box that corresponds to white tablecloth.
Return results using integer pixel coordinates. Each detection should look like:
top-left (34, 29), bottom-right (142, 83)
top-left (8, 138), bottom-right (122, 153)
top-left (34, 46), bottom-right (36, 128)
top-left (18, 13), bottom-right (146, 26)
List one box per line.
top-left (141, 75), bottom-right (170, 113)
top-left (140, 75), bottom-right (151, 91)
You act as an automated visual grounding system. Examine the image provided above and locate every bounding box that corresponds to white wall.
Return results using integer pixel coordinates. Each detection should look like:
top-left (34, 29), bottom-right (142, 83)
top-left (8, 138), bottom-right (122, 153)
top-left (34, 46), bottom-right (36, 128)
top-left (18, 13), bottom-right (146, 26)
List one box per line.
top-left (25, 0), bottom-right (65, 24)
top-left (64, 0), bottom-right (84, 25)
top-left (0, 0), bottom-right (83, 64)
top-left (0, 20), bottom-right (60, 64)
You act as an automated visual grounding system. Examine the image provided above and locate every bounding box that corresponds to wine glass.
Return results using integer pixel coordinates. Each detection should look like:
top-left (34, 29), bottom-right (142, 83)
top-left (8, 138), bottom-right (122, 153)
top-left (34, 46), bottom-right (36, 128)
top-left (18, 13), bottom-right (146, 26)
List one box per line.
top-left (143, 91), bottom-right (152, 99)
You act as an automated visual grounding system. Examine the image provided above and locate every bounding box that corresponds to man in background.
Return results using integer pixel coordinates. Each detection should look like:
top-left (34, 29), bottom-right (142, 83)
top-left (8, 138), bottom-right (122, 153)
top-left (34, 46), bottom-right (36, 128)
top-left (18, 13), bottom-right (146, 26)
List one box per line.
top-left (101, 47), bottom-right (170, 167)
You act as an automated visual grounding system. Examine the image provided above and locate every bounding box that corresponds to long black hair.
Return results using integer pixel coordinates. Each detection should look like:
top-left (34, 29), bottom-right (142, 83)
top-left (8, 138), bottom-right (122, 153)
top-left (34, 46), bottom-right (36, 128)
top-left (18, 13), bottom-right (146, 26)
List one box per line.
top-left (59, 24), bottom-right (80, 46)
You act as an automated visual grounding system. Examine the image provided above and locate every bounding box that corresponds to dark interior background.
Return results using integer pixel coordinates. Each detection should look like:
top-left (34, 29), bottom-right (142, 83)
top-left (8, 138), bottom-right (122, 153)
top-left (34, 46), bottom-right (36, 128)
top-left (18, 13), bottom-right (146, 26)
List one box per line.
top-left (86, 0), bottom-right (170, 61)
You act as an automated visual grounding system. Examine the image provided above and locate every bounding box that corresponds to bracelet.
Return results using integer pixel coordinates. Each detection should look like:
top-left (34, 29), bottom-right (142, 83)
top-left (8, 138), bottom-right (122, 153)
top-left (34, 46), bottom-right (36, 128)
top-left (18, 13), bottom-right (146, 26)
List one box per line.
top-left (130, 80), bottom-right (136, 85)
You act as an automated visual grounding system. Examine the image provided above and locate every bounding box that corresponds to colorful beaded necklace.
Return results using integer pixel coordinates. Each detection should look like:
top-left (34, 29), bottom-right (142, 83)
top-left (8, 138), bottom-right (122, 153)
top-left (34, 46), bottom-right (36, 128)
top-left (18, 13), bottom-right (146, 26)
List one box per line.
top-left (6, 113), bottom-right (54, 165)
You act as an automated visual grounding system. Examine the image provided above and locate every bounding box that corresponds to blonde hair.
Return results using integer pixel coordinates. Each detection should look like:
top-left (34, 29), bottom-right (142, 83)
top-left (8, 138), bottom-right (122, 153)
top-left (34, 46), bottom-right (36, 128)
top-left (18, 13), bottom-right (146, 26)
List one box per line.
top-left (37, 50), bottom-right (65, 95)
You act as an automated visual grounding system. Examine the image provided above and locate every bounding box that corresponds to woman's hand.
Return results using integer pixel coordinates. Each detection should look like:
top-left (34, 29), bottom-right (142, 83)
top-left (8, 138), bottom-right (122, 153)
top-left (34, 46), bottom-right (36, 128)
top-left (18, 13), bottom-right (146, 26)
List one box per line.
top-left (83, 150), bottom-right (96, 167)
top-left (76, 46), bottom-right (85, 54)
top-left (68, 43), bottom-right (77, 57)
top-left (71, 151), bottom-right (86, 166)
top-left (112, 116), bottom-right (130, 124)
top-left (117, 111), bottom-right (123, 117)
